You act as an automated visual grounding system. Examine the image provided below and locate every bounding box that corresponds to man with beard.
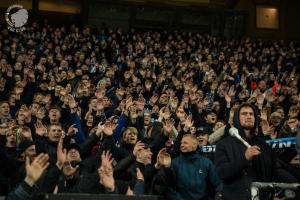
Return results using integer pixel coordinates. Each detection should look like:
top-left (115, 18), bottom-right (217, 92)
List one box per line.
top-left (215, 103), bottom-right (298, 200)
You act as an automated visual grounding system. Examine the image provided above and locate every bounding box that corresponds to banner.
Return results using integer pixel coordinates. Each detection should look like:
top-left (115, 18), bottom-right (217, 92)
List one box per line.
top-left (266, 137), bottom-right (296, 149)
top-left (201, 137), bottom-right (296, 153)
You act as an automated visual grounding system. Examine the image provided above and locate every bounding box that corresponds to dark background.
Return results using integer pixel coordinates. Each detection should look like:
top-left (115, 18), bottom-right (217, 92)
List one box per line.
top-left (1, 0), bottom-right (300, 40)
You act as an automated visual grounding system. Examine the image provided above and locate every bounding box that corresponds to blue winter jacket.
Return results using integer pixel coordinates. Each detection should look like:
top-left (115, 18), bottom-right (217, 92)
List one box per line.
top-left (168, 151), bottom-right (223, 200)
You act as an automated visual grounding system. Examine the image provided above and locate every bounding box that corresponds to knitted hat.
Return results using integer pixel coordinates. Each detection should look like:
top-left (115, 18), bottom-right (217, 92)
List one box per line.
top-left (17, 140), bottom-right (35, 154)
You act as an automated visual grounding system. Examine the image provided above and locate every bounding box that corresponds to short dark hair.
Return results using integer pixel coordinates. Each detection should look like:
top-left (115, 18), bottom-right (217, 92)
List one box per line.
top-left (49, 105), bottom-right (62, 112)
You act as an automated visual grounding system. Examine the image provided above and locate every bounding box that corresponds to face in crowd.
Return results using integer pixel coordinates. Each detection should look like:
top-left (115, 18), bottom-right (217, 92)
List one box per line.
top-left (136, 147), bottom-right (152, 165)
top-left (143, 112), bottom-right (151, 125)
top-left (213, 121), bottom-right (225, 132)
top-left (48, 108), bottom-right (61, 122)
top-left (239, 106), bottom-right (255, 130)
top-left (6, 129), bottom-right (16, 148)
top-left (205, 112), bottom-right (217, 124)
top-left (47, 124), bottom-right (63, 142)
top-left (122, 127), bottom-right (138, 145)
top-left (197, 133), bottom-right (209, 146)
top-left (180, 134), bottom-right (198, 153)
top-left (67, 148), bottom-right (82, 162)
top-left (21, 144), bottom-right (36, 162)
top-left (0, 102), bottom-right (10, 117)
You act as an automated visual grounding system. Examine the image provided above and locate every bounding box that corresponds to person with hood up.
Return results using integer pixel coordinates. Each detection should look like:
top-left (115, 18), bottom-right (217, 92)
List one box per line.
top-left (215, 103), bottom-right (298, 200)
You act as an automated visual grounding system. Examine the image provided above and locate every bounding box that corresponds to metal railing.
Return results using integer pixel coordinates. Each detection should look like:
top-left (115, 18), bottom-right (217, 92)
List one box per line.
top-left (251, 182), bottom-right (300, 200)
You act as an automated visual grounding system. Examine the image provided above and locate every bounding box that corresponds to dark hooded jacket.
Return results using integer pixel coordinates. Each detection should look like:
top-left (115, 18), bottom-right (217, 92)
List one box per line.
top-left (214, 103), bottom-right (279, 200)
top-left (167, 149), bottom-right (223, 200)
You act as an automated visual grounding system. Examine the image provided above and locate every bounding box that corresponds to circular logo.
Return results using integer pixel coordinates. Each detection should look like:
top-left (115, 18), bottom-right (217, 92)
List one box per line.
top-left (5, 4), bottom-right (28, 32)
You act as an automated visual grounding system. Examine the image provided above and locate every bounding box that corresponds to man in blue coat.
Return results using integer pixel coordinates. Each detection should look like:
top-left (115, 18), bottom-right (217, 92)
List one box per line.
top-left (167, 134), bottom-right (223, 200)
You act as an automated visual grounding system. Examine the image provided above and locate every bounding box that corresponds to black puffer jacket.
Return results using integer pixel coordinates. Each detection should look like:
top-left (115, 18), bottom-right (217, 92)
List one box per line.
top-left (214, 103), bottom-right (278, 200)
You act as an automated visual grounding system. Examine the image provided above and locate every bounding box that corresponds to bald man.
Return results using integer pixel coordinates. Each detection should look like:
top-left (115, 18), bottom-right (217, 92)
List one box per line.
top-left (166, 134), bottom-right (223, 200)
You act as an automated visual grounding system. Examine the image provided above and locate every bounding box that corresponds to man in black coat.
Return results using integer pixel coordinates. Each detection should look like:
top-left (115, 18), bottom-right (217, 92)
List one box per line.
top-left (215, 103), bottom-right (297, 200)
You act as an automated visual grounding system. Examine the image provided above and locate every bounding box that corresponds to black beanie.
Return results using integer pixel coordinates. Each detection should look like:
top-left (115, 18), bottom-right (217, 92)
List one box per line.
top-left (17, 140), bottom-right (35, 154)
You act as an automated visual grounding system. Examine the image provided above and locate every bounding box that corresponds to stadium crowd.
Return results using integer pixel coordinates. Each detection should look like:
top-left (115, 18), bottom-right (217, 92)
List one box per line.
top-left (0, 21), bottom-right (300, 200)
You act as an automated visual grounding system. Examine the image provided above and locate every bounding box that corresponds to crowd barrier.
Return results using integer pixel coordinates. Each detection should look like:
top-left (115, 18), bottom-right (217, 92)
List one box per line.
top-left (0, 194), bottom-right (162, 200)
top-left (44, 194), bottom-right (162, 200)
top-left (251, 182), bottom-right (300, 200)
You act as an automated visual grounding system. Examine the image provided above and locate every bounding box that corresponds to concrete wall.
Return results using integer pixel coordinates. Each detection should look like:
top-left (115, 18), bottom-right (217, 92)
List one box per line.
top-left (235, 0), bottom-right (300, 41)
top-left (86, 1), bottom-right (234, 35)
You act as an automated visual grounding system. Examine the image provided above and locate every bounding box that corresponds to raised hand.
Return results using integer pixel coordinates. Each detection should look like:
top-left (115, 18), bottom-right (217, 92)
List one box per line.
top-left (15, 86), bottom-right (24, 95)
top-left (96, 119), bottom-right (116, 137)
top-left (56, 136), bottom-right (67, 170)
top-left (260, 109), bottom-right (268, 122)
top-left (63, 161), bottom-right (79, 177)
top-left (6, 67), bottom-right (13, 77)
top-left (59, 87), bottom-right (67, 96)
top-left (125, 97), bottom-right (133, 111)
top-left (163, 106), bottom-right (171, 120)
top-left (67, 124), bottom-right (78, 136)
top-left (98, 151), bottom-right (115, 192)
top-left (163, 118), bottom-right (175, 136)
top-left (184, 114), bottom-right (194, 130)
top-left (27, 69), bottom-right (35, 79)
top-left (159, 106), bottom-right (166, 120)
top-left (262, 125), bottom-right (274, 137)
top-left (225, 86), bottom-right (236, 103)
top-left (25, 153), bottom-right (50, 186)
top-left (68, 95), bottom-right (77, 109)
top-left (155, 148), bottom-right (171, 168)
top-left (256, 92), bottom-right (265, 106)
top-left (150, 94), bottom-right (159, 105)
top-left (265, 91), bottom-right (277, 103)
top-left (35, 121), bottom-right (47, 136)
top-left (133, 141), bottom-right (145, 157)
